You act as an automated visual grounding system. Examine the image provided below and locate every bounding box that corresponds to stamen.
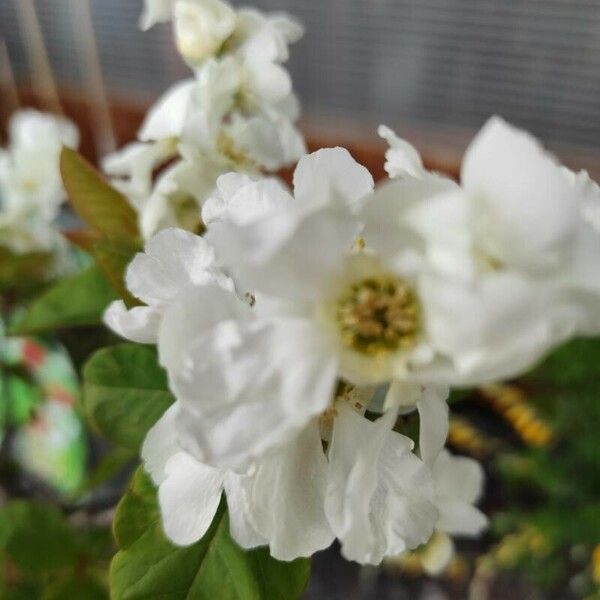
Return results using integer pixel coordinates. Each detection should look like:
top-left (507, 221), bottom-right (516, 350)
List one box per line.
top-left (336, 276), bottom-right (421, 355)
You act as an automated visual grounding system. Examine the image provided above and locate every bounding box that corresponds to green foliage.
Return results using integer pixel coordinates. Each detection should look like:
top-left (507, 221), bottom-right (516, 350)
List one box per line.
top-left (42, 575), bottom-right (108, 600)
top-left (0, 502), bottom-right (111, 599)
top-left (82, 344), bottom-right (174, 450)
top-left (60, 148), bottom-right (139, 243)
top-left (60, 148), bottom-right (143, 305)
top-left (2, 372), bottom-right (42, 427)
top-left (9, 265), bottom-right (118, 335)
top-left (0, 502), bottom-right (78, 574)
top-left (0, 248), bottom-right (52, 293)
top-left (489, 338), bottom-right (600, 595)
top-left (111, 468), bottom-right (311, 600)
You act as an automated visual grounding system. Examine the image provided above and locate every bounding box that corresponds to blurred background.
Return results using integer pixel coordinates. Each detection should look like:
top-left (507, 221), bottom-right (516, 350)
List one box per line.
top-left (1, 2), bottom-right (600, 599)
top-left (2, 0), bottom-right (600, 176)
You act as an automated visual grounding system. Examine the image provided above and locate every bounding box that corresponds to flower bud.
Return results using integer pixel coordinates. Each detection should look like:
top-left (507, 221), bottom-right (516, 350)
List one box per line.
top-left (174, 0), bottom-right (236, 64)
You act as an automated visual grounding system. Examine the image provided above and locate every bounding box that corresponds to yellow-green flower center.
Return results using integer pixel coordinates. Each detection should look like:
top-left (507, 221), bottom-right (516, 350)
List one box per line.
top-left (336, 276), bottom-right (421, 356)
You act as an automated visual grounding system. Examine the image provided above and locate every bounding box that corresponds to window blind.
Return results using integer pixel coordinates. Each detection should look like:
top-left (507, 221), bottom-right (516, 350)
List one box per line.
top-left (2, 0), bottom-right (600, 153)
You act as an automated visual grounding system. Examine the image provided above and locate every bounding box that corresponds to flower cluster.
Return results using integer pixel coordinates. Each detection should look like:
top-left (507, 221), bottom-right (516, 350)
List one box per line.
top-left (103, 2), bottom-right (600, 570)
top-left (104, 0), bottom-right (305, 240)
top-left (0, 110), bottom-right (79, 258)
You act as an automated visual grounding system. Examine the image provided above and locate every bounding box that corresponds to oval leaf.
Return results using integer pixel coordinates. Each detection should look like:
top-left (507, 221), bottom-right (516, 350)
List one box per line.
top-left (60, 147), bottom-right (140, 242)
top-left (83, 344), bottom-right (174, 450)
top-left (110, 469), bottom-right (310, 600)
top-left (10, 265), bottom-right (118, 335)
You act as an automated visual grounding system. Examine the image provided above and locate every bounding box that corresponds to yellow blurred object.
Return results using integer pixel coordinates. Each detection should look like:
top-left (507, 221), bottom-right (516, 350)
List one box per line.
top-left (448, 417), bottom-right (490, 458)
top-left (488, 526), bottom-right (551, 570)
top-left (480, 384), bottom-right (553, 447)
top-left (592, 545), bottom-right (600, 585)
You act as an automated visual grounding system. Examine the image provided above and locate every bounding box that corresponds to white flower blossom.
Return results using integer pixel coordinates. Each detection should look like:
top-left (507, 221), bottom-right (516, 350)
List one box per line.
top-left (104, 228), bottom-right (233, 350)
top-left (0, 110), bottom-right (78, 257)
top-left (142, 402), bottom-right (334, 560)
top-left (173, 0), bottom-right (236, 65)
top-left (378, 125), bottom-right (425, 179)
top-left (106, 2), bottom-right (305, 239)
top-left (373, 116), bottom-right (600, 382)
top-left (325, 402), bottom-right (437, 564)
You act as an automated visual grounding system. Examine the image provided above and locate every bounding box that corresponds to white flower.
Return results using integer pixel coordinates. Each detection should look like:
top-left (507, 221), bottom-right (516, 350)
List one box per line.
top-left (407, 449), bottom-right (487, 575)
top-left (104, 228), bottom-right (232, 351)
top-left (378, 125), bottom-right (425, 179)
top-left (224, 113), bottom-right (306, 172)
top-left (140, 0), bottom-right (236, 65)
top-left (368, 117), bottom-right (600, 382)
top-left (235, 8), bottom-right (304, 64)
top-left (142, 403), bottom-right (334, 560)
top-left (138, 79), bottom-right (198, 143)
top-left (139, 0), bottom-right (174, 30)
top-left (165, 149), bottom-right (461, 469)
top-left (138, 150), bottom-right (224, 239)
top-left (201, 172), bottom-right (291, 227)
top-left (142, 387), bottom-right (445, 564)
top-left (141, 403), bottom-right (267, 548)
top-left (0, 110), bottom-right (79, 256)
top-left (102, 140), bottom-right (177, 209)
top-left (0, 110), bottom-right (78, 223)
top-left (431, 449), bottom-right (487, 538)
top-left (325, 402), bottom-right (437, 565)
top-left (173, 0), bottom-right (236, 65)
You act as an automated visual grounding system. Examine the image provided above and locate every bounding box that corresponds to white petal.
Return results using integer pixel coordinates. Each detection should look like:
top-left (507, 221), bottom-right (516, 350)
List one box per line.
top-left (421, 532), bottom-right (455, 576)
top-left (174, 0), bottom-right (236, 64)
top-left (236, 9), bottom-right (303, 64)
top-left (125, 228), bottom-right (219, 305)
top-left (433, 449), bottom-right (484, 505)
top-left (138, 80), bottom-right (196, 142)
top-left (326, 405), bottom-right (436, 565)
top-left (158, 283), bottom-right (245, 373)
top-left (173, 316), bottom-right (337, 469)
top-left (326, 405), bottom-right (398, 564)
top-left (103, 301), bottom-right (162, 344)
top-left (9, 109), bottom-right (79, 151)
top-left (417, 386), bottom-right (450, 467)
top-left (436, 501), bottom-right (488, 537)
top-left (224, 113), bottom-right (305, 171)
top-left (223, 473), bottom-right (267, 549)
top-left (383, 380), bottom-right (424, 412)
top-left (141, 403), bottom-right (181, 485)
top-left (102, 141), bottom-right (175, 204)
top-left (182, 58), bottom-right (239, 150)
top-left (139, 0), bottom-right (173, 30)
top-left (462, 116), bottom-right (578, 271)
top-left (361, 176), bottom-right (468, 279)
top-left (202, 173), bottom-right (292, 227)
top-left (371, 436), bottom-right (437, 558)
top-left (208, 202), bottom-right (359, 302)
top-left (245, 62), bottom-right (292, 105)
top-left (158, 452), bottom-right (224, 546)
top-left (293, 147), bottom-right (374, 213)
top-left (248, 423), bottom-right (334, 560)
top-left (378, 125), bottom-right (424, 179)
top-left (419, 271), bottom-right (571, 385)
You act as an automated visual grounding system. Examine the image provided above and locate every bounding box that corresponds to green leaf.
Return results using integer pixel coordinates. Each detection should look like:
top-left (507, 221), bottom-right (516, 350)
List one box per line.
top-left (0, 502), bottom-right (78, 574)
top-left (60, 148), bottom-right (140, 242)
top-left (42, 575), bottom-right (108, 600)
top-left (83, 344), bottom-right (174, 450)
top-left (5, 374), bottom-right (42, 425)
top-left (0, 247), bottom-right (52, 292)
top-left (81, 446), bottom-right (137, 494)
top-left (9, 265), bottom-right (118, 335)
top-left (91, 239), bottom-right (141, 306)
top-left (110, 469), bottom-right (310, 600)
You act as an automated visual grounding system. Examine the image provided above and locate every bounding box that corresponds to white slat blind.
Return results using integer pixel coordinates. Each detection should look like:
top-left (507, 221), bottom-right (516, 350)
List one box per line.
top-left (2, 0), bottom-right (600, 151)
